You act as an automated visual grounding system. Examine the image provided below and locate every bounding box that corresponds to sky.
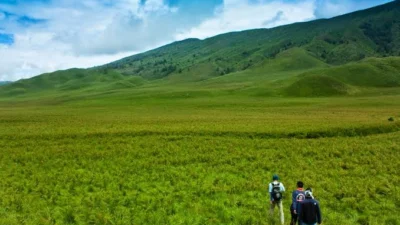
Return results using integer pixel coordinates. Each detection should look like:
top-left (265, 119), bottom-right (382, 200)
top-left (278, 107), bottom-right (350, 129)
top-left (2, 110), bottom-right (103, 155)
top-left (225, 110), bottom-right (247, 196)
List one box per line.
top-left (0, 0), bottom-right (394, 81)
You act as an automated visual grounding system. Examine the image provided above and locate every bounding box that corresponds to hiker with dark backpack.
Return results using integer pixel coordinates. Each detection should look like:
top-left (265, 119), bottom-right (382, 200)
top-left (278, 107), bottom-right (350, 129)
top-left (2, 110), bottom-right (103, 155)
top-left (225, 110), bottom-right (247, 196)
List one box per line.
top-left (290, 181), bottom-right (306, 225)
top-left (298, 189), bottom-right (322, 225)
top-left (269, 174), bottom-right (286, 225)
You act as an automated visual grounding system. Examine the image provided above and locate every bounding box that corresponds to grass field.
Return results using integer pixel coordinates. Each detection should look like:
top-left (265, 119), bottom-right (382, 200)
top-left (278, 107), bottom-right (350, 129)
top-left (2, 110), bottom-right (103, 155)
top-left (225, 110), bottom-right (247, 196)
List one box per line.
top-left (1, 95), bottom-right (399, 225)
top-left (1, 2), bottom-right (400, 224)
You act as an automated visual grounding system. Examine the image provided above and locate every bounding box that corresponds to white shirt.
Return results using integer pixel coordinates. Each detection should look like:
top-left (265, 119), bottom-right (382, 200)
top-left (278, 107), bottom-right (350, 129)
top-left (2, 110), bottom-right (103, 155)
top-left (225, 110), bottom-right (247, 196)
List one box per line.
top-left (269, 181), bottom-right (286, 193)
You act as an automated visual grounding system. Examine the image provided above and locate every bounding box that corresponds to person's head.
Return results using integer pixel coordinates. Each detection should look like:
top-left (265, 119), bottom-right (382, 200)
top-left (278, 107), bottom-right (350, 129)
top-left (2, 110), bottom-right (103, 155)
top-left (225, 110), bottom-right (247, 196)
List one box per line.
top-left (305, 188), bottom-right (313, 199)
top-left (272, 174), bottom-right (279, 181)
top-left (297, 181), bottom-right (304, 188)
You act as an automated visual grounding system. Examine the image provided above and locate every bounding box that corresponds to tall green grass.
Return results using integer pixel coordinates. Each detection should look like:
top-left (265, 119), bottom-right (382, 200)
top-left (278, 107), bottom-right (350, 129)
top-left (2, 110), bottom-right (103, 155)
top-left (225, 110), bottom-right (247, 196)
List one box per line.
top-left (0, 96), bottom-right (399, 224)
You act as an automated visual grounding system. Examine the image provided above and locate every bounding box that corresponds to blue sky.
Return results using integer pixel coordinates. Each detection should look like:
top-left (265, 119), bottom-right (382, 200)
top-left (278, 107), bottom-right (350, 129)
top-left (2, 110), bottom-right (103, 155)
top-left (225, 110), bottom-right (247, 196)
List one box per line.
top-left (0, 0), bottom-right (394, 81)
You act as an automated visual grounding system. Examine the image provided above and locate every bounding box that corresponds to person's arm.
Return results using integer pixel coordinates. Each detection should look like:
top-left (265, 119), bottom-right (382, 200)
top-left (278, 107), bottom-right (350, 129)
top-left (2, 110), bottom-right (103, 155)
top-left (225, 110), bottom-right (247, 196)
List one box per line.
top-left (268, 183), bottom-right (273, 202)
top-left (297, 202), bottom-right (302, 221)
top-left (316, 201), bottom-right (322, 224)
top-left (281, 183), bottom-right (285, 192)
top-left (292, 191), bottom-right (298, 212)
top-left (291, 191), bottom-right (296, 209)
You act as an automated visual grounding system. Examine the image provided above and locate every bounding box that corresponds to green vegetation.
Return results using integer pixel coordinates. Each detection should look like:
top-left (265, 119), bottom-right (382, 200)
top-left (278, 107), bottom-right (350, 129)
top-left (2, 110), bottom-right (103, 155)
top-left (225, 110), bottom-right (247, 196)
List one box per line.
top-left (1, 96), bottom-right (400, 225)
top-left (0, 1), bottom-right (400, 225)
top-left (297, 57), bottom-right (400, 88)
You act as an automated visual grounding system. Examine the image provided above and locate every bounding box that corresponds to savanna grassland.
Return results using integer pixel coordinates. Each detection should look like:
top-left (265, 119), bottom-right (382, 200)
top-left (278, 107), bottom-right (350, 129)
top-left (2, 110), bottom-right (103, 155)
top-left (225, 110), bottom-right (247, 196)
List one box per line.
top-left (1, 95), bottom-right (399, 225)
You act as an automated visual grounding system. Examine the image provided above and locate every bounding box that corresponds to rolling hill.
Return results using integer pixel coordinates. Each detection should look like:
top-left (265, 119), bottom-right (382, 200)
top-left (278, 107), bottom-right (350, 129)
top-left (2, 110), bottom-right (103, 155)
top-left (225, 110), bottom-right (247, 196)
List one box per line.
top-left (285, 57), bottom-right (400, 96)
top-left (1, 0), bottom-right (400, 100)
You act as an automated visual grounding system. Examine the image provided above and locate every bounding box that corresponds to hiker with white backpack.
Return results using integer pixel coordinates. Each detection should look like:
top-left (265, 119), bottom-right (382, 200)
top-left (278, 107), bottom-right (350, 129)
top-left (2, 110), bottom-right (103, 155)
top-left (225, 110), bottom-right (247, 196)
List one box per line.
top-left (269, 174), bottom-right (286, 225)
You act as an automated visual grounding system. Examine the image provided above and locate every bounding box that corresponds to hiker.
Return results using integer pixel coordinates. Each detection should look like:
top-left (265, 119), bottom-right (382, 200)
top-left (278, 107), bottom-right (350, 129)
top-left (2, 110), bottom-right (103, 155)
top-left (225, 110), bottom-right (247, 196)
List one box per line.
top-left (269, 174), bottom-right (285, 225)
top-left (298, 189), bottom-right (322, 225)
top-left (290, 181), bottom-right (306, 225)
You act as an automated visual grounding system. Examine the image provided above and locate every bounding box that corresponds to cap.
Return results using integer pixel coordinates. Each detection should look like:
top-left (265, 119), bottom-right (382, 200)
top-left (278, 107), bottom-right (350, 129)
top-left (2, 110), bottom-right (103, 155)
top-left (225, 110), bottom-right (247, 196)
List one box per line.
top-left (305, 190), bottom-right (313, 198)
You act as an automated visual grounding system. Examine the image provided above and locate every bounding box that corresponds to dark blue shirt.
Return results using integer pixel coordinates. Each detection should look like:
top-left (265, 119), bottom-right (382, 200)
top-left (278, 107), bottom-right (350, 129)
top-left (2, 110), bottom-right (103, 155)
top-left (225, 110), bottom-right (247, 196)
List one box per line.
top-left (298, 198), bottom-right (322, 224)
top-left (291, 189), bottom-right (305, 210)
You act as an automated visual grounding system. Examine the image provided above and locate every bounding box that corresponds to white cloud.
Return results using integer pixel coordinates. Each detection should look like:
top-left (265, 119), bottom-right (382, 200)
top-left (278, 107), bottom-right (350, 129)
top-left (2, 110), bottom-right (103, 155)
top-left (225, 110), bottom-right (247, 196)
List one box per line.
top-left (0, 0), bottom-right (176, 81)
top-left (66, 4), bottom-right (180, 55)
top-left (6, 0), bottom-right (182, 56)
top-left (0, 32), bottom-right (135, 81)
top-left (176, 0), bottom-right (316, 40)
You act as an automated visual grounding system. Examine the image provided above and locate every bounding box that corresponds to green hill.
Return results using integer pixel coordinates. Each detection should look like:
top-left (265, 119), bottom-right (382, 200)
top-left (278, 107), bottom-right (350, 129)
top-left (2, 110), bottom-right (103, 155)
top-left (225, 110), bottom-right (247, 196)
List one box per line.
top-left (285, 75), bottom-right (353, 97)
top-left (295, 57), bottom-right (400, 87)
top-left (0, 81), bottom-right (11, 86)
top-left (284, 57), bottom-right (400, 96)
top-left (1, 1), bottom-right (400, 100)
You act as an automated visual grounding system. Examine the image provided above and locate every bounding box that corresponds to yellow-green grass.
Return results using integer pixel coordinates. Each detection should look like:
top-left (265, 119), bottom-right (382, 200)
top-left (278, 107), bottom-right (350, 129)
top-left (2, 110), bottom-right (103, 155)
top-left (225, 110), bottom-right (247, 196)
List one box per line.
top-left (0, 96), bottom-right (400, 225)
